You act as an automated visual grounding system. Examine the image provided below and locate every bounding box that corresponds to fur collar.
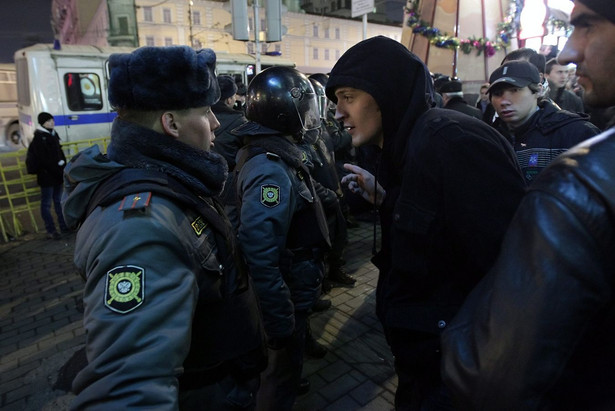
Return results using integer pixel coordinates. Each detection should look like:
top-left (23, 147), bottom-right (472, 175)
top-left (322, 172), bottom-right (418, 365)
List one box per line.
top-left (107, 118), bottom-right (228, 197)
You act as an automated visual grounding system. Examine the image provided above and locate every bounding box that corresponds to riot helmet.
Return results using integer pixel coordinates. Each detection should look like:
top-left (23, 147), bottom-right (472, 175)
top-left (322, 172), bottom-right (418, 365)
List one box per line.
top-left (246, 66), bottom-right (321, 137)
top-left (308, 73), bottom-right (328, 87)
top-left (308, 78), bottom-right (327, 120)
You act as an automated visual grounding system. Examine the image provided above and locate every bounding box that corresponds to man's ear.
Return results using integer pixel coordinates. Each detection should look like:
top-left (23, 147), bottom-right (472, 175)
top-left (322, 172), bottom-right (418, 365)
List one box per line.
top-left (160, 111), bottom-right (180, 138)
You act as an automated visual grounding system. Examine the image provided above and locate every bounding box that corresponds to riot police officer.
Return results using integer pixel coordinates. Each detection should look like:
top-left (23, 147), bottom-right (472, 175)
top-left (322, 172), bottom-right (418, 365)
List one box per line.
top-left (233, 66), bottom-right (330, 410)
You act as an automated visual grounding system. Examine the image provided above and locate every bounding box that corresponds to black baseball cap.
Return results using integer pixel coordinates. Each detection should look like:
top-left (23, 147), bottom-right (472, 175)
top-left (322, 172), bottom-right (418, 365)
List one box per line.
top-left (488, 60), bottom-right (541, 93)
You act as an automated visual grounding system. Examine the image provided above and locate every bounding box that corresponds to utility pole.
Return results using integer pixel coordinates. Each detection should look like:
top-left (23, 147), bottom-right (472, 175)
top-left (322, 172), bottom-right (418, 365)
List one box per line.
top-left (253, 0), bottom-right (261, 73)
top-left (188, 0), bottom-right (194, 48)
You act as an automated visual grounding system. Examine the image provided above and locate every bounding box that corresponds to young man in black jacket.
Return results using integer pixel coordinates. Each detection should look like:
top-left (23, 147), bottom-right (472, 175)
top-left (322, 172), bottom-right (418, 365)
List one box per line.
top-left (325, 36), bottom-right (527, 410)
top-left (442, 1), bottom-right (615, 408)
top-left (488, 60), bottom-right (599, 185)
top-left (26, 112), bottom-right (69, 239)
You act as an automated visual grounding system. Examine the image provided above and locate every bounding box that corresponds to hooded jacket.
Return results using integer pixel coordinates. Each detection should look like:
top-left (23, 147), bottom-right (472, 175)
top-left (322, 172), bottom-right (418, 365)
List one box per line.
top-left (63, 119), bottom-right (265, 410)
top-left (442, 127), bottom-right (615, 410)
top-left (492, 99), bottom-right (600, 185)
top-left (326, 36), bottom-right (527, 334)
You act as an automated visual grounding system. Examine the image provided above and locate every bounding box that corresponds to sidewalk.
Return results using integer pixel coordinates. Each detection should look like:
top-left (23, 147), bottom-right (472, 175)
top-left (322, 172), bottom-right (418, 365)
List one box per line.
top-left (0, 220), bottom-right (396, 410)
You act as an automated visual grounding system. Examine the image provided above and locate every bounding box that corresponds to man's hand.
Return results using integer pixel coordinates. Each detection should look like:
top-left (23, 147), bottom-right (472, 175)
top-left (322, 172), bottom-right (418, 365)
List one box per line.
top-left (341, 164), bottom-right (386, 207)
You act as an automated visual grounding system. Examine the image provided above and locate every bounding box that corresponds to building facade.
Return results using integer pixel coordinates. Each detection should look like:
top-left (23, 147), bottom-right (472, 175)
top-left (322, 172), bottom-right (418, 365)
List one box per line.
top-left (51, 0), bottom-right (403, 74)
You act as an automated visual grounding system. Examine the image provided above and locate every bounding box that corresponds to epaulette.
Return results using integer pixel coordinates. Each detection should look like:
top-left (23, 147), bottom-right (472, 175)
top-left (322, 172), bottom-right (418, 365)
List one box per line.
top-left (118, 192), bottom-right (152, 211)
top-left (266, 152), bottom-right (280, 161)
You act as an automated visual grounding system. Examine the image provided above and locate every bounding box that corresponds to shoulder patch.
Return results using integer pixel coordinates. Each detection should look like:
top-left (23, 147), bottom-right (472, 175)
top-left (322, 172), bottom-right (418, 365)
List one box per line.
top-left (105, 265), bottom-right (144, 314)
top-left (261, 184), bottom-right (280, 208)
top-left (118, 192), bottom-right (152, 211)
top-left (191, 216), bottom-right (208, 236)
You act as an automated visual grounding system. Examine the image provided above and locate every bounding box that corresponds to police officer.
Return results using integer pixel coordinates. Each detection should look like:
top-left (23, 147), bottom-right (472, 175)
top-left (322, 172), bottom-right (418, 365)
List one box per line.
top-left (233, 66), bottom-right (330, 410)
top-left (62, 46), bottom-right (266, 410)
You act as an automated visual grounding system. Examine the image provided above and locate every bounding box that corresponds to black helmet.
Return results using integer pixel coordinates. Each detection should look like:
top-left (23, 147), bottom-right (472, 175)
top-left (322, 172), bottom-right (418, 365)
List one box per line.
top-left (308, 73), bottom-right (328, 87)
top-left (246, 66), bottom-right (320, 136)
top-left (308, 77), bottom-right (327, 120)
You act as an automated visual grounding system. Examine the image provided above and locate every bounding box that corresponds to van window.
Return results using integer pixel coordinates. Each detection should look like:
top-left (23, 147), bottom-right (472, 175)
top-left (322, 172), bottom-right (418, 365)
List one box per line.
top-left (64, 73), bottom-right (103, 111)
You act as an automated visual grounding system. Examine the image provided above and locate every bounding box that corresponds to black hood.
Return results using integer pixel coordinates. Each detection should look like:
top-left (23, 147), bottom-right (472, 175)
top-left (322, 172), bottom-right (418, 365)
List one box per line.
top-left (326, 36), bottom-right (435, 181)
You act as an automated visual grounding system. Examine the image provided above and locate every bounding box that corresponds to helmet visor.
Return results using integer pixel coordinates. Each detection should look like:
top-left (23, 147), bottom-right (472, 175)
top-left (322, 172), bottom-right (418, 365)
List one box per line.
top-left (293, 89), bottom-right (321, 131)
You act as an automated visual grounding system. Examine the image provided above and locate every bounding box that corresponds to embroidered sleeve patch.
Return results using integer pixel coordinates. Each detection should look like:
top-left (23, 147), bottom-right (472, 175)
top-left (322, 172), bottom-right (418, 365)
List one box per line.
top-left (191, 216), bottom-right (208, 236)
top-left (261, 184), bottom-right (280, 208)
top-left (105, 265), bottom-right (145, 314)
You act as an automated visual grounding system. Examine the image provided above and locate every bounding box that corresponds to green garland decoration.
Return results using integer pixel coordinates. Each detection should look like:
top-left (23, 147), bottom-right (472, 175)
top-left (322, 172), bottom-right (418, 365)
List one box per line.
top-left (404, 0), bottom-right (520, 57)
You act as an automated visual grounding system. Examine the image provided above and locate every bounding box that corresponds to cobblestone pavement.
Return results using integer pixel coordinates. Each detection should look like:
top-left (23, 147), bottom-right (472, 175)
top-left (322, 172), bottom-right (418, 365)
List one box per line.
top-left (0, 220), bottom-right (396, 410)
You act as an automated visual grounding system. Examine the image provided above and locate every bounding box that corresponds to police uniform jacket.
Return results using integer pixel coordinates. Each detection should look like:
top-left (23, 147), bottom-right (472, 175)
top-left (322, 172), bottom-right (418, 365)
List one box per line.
top-left (235, 131), bottom-right (328, 340)
top-left (26, 127), bottom-right (67, 187)
top-left (62, 119), bottom-right (265, 410)
top-left (442, 127), bottom-right (615, 410)
top-left (492, 99), bottom-right (600, 185)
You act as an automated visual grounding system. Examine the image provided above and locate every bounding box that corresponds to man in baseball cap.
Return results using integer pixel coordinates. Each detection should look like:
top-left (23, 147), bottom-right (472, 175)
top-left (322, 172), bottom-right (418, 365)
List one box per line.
top-left (442, 1), bottom-right (615, 408)
top-left (487, 59), bottom-right (599, 185)
top-left (487, 60), bottom-right (541, 93)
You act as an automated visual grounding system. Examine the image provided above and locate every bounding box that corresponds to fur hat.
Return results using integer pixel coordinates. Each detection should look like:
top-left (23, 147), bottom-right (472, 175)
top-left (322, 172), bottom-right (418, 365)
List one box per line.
top-left (108, 46), bottom-right (220, 110)
top-left (37, 112), bottom-right (54, 126)
top-left (439, 79), bottom-right (462, 93)
top-left (217, 75), bottom-right (238, 100)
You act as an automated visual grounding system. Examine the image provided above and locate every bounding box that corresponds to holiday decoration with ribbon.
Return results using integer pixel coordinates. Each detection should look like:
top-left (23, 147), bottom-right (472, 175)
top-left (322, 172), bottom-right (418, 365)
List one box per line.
top-left (404, 0), bottom-right (521, 57)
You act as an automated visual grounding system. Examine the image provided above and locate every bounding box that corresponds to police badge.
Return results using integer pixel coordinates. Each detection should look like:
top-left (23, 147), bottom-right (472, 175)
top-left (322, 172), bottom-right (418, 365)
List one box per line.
top-left (261, 184), bottom-right (280, 208)
top-left (105, 265), bottom-right (145, 314)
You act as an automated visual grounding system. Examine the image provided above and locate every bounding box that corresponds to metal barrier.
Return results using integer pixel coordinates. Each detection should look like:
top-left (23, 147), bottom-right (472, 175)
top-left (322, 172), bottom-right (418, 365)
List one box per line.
top-left (0, 136), bottom-right (110, 242)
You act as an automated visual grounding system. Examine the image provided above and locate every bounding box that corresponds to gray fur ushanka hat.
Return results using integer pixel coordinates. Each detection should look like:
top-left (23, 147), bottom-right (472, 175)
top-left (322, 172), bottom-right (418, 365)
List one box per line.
top-left (108, 46), bottom-right (220, 110)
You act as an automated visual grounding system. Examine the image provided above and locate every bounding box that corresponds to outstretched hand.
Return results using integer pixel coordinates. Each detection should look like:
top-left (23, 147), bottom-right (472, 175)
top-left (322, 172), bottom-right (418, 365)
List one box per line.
top-left (341, 163), bottom-right (386, 207)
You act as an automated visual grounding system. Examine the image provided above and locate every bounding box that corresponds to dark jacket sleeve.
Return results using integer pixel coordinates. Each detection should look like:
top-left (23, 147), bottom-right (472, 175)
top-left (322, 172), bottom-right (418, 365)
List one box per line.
top-left (441, 166), bottom-right (615, 409)
top-left (237, 155), bottom-right (296, 338)
top-left (71, 200), bottom-right (198, 410)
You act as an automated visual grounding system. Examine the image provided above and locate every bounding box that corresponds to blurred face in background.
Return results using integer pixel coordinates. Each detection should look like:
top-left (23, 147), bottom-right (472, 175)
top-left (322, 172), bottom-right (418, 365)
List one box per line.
top-left (546, 63), bottom-right (570, 89)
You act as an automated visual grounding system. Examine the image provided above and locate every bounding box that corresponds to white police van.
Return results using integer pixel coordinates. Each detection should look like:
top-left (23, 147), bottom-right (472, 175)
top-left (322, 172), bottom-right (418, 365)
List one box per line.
top-left (14, 44), bottom-right (294, 146)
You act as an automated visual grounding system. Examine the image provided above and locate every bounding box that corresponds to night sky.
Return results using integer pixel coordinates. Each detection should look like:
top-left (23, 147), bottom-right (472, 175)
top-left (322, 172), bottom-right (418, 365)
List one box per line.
top-left (0, 0), bottom-right (55, 63)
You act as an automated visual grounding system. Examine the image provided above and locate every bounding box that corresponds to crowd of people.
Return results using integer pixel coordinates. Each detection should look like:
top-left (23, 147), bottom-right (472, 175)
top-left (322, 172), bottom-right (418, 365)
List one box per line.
top-left (46, 0), bottom-right (615, 408)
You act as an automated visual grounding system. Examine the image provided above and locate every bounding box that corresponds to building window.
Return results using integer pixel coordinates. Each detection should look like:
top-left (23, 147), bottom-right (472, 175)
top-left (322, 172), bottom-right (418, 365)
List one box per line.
top-left (146, 36), bottom-right (155, 46)
top-left (275, 44), bottom-right (281, 52)
top-left (143, 7), bottom-right (152, 22)
top-left (118, 16), bottom-right (129, 35)
top-left (165, 37), bottom-right (173, 46)
top-left (324, 49), bottom-right (330, 60)
top-left (313, 48), bottom-right (319, 60)
top-left (313, 25), bottom-right (318, 37)
top-left (335, 49), bottom-right (340, 60)
top-left (193, 11), bottom-right (201, 25)
top-left (324, 27), bottom-right (329, 38)
top-left (63, 73), bottom-right (103, 111)
top-left (335, 28), bottom-right (340, 39)
top-left (331, 1), bottom-right (336, 11)
top-left (163, 8), bottom-right (171, 23)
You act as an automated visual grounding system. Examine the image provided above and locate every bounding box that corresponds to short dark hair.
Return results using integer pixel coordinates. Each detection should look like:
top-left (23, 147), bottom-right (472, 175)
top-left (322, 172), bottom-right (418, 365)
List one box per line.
top-left (545, 58), bottom-right (563, 75)
top-left (502, 48), bottom-right (546, 74)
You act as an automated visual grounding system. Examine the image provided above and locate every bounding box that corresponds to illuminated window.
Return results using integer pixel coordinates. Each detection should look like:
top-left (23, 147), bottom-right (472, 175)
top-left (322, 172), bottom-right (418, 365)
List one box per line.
top-left (63, 73), bottom-right (103, 111)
